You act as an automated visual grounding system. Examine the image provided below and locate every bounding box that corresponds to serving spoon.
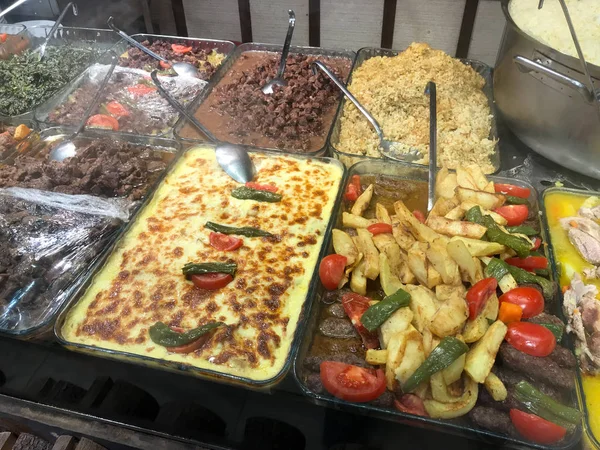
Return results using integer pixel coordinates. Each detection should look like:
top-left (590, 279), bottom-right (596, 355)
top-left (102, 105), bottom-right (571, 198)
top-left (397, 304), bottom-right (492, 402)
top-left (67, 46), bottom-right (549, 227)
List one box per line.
top-left (425, 81), bottom-right (437, 213)
top-left (150, 70), bottom-right (255, 183)
top-left (261, 10), bottom-right (295, 94)
top-left (311, 61), bottom-right (423, 163)
top-left (49, 54), bottom-right (118, 162)
top-left (34, 2), bottom-right (78, 60)
top-left (107, 16), bottom-right (199, 79)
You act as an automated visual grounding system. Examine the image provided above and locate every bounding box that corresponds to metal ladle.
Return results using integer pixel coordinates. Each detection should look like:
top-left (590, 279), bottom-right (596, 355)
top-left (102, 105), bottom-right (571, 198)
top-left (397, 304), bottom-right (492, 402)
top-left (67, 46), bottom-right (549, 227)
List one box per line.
top-left (150, 70), bottom-right (255, 183)
top-left (312, 61), bottom-right (423, 163)
top-left (107, 16), bottom-right (199, 79)
top-left (261, 10), bottom-right (295, 94)
top-left (34, 2), bottom-right (78, 60)
top-left (49, 54), bottom-right (118, 162)
top-left (425, 81), bottom-right (437, 213)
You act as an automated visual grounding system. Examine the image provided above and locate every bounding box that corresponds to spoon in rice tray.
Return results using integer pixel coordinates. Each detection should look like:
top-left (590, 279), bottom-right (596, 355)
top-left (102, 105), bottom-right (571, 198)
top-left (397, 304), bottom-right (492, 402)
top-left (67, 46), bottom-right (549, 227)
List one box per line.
top-left (34, 2), bottom-right (78, 60)
top-left (425, 81), bottom-right (437, 212)
top-left (262, 10), bottom-right (295, 94)
top-left (107, 16), bottom-right (200, 79)
top-left (311, 61), bottom-right (423, 163)
top-left (49, 54), bottom-right (118, 162)
top-left (150, 70), bottom-right (255, 183)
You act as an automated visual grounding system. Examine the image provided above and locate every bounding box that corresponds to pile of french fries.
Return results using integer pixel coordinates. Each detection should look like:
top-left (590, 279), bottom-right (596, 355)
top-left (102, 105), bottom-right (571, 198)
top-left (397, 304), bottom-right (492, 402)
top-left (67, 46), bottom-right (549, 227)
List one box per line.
top-left (332, 165), bottom-right (538, 418)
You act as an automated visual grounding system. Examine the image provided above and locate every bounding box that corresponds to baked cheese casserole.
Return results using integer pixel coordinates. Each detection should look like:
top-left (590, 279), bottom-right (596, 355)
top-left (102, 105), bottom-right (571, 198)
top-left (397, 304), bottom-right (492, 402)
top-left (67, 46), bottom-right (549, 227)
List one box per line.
top-left (61, 146), bottom-right (342, 382)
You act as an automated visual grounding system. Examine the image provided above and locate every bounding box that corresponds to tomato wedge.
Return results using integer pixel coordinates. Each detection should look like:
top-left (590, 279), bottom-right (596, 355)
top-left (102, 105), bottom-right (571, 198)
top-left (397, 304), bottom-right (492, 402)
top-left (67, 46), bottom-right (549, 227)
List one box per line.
top-left (506, 321), bottom-right (556, 357)
top-left (166, 331), bottom-right (214, 354)
top-left (105, 100), bottom-right (130, 117)
top-left (531, 236), bottom-right (542, 251)
top-left (393, 394), bottom-right (428, 417)
top-left (127, 84), bottom-right (156, 96)
top-left (499, 287), bottom-right (544, 319)
top-left (494, 205), bottom-right (529, 226)
top-left (466, 277), bottom-right (498, 320)
top-left (341, 293), bottom-right (380, 349)
top-left (191, 273), bottom-right (233, 290)
top-left (413, 210), bottom-right (426, 224)
top-left (510, 409), bottom-right (566, 444)
top-left (159, 60), bottom-right (172, 69)
top-left (319, 254), bottom-right (347, 290)
top-left (172, 43), bottom-right (193, 54)
top-left (495, 183), bottom-right (531, 199)
top-left (320, 361), bottom-right (386, 402)
top-left (86, 114), bottom-right (119, 131)
top-left (344, 175), bottom-right (362, 201)
top-left (245, 181), bottom-right (278, 193)
top-left (367, 223), bottom-right (393, 235)
top-left (209, 232), bottom-right (243, 251)
top-left (0, 33), bottom-right (7, 43)
top-left (505, 256), bottom-right (548, 271)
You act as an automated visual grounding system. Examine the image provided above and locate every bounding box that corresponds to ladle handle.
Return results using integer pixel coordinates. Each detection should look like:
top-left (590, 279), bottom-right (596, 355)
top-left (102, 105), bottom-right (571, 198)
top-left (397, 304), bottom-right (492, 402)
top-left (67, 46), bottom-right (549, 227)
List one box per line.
top-left (312, 61), bottom-right (385, 142)
top-left (275, 10), bottom-right (296, 79)
top-left (150, 70), bottom-right (214, 139)
top-left (425, 81), bottom-right (437, 213)
top-left (107, 16), bottom-right (168, 63)
top-left (0, 0), bottom-right (30, 19)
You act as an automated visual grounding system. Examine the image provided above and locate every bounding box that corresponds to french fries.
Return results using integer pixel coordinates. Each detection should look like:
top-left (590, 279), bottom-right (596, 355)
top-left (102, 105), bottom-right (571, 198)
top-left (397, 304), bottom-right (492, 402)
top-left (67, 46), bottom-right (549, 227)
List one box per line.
top-left (484, 372), bottom-right (507, 401)
top-left (366, 349), bottom-right (388, 365)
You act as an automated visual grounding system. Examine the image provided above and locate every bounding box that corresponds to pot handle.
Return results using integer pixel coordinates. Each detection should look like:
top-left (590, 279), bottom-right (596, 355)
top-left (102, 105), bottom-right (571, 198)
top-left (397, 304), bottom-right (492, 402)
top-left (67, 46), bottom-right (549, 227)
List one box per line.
top-left (514, 55), bottom-right (595, 103)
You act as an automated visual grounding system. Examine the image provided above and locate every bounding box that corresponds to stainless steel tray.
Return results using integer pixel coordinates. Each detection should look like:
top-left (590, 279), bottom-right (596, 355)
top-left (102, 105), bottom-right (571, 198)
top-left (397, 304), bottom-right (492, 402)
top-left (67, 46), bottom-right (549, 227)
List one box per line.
top-left (54, 146), bottom-right (346, 390)
top-left (0, 26), bottom-right (120, 121)
top-left (328, 47), bottom-right (501, 173)
top-left (292, 159), bottom-right (580, 449)
top-left (173, 42), bottom-right (356, 156)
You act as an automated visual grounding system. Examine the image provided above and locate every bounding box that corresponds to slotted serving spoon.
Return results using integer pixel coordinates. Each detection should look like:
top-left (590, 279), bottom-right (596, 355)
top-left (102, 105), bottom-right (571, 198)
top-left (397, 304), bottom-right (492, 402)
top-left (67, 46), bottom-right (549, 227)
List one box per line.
top-left (107, 16), bottom-right (199, 78)
top-left (311, 61), bottom-right (423, 163)
top-left (49, 54), bottom-right (118, 162)
top-left (34, 2), bottom-right (78, 60)
top-left (425, 81), bottom-right (437, 213)
top-left (150, 70), bottom-right (255, 183)
top-left (261, 10), bottom-right (295, 94)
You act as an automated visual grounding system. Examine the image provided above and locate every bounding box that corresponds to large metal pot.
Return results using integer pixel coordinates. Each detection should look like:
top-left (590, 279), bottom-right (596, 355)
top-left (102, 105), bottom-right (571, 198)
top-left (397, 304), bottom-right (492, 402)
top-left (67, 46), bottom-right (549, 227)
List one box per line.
top-left (494, 0), bottom-right (600, 179)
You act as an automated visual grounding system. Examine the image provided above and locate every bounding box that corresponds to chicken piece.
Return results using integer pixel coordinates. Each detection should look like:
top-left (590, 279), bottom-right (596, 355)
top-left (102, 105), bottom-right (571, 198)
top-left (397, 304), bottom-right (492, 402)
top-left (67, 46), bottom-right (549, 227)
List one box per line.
top-left (579, 205), bottom-right (600, 220)
top-left (582, 295), bottom-right (600, 334)
top-left (568, 228), bottom-right (600, 264)
top-left (583, 266), bottom-right (600, 279)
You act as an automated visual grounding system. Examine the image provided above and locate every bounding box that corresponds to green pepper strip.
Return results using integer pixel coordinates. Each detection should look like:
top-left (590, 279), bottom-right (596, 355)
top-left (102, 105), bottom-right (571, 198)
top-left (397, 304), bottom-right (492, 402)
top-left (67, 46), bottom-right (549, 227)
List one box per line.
top-left (182, 262), bottom-right (237, 277)
top-left (148, 321), bottom-right (224, 347)
top-left (514, 381), bottom-right (581, 427)
top-left (484, 258), bottom-right (510, 282)
top-left (231, 186), bottom-right (282, 203)
top-left (403, 337), bottom-right (469, 393)
top-left (506, 225), bottom-right (538, 236)
top-left (506, 264), bottom-right (557, 301)
top-left (535, 268), bottom-right (550, 277)
top-left (205, 221), bottom-right (273, 237)
top-left (465, 205), bottom-right (484, 224)
top-left (361, 289), bottom-right (411, 332)
top-left (539, 323), bottom-right (564, 342)
top-left (506, 195), bottom-right (530, 206)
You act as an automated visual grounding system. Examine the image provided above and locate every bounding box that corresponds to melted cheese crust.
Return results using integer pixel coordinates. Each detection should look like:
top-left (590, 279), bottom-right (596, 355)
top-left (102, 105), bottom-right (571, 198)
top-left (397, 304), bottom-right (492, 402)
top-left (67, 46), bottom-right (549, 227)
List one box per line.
top-left (61, 147), bottom-right (342, 382)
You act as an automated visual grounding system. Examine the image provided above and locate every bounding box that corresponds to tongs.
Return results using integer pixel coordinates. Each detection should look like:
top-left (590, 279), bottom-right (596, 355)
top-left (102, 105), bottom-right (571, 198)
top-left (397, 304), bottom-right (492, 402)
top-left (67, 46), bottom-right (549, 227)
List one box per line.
top-left (34, 2), bottom-right (78, 60)
top-left (425, 81), bottom-right (437, 212)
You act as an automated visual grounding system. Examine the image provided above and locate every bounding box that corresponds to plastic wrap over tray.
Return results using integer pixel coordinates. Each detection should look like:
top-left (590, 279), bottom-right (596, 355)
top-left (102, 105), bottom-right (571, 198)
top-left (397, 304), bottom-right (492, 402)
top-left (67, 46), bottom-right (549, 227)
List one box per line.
top-left (0, 187), bottom-right (129, 336)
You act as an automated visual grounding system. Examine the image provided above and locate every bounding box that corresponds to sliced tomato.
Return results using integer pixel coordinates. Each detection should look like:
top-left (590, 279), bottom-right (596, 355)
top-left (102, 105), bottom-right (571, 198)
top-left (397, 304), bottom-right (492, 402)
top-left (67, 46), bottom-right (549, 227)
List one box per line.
top-left (494, 205), bottom-right (529, 226)
top-left (159, 60), bottom-right (172, 69)
top-left (531, 237), bottom-right (542, 251)
top-left (466, 277), bottom-right (498, 320)
top-left (499, 287), bottom-right (544, 319)
top-left (506, 321), bottom-right (556, 357)
top-left (127, 84), bottom-right (156, 96)
top-left (166, 332), bottom-right (214, 354)
top-left (245, 181), bottom-right (278, 193)
top-left (344, 175), bottom-right (362, 201)
top-left (413, 210), bottom-right (426, 224)
top-left (367, 223), bottom-right (393, 235)
top-left (393, 394), bottom-right (428, 417)
top-left (0, 33), bottom-right (7, 43)
top-left (319, 254), bottom-right (347, 290)
top-left (209, 232), bottom-right (243, 251)
top-left (172, 43), bottom-right (193, 54)
top-left (341, 293), bottom-right (380, 349)
top-left (510, 409), bottom-right (566, 444)
top-left (495, 183), bottom-right (531, 199)
top-left (320, 361), bottom-right (386, 402)
top-left (86, 114), bottom-right (119, 131)
top-left (191, 273), bottom-right (233, 290)
top-left (505, 256), bottom-right (548, 272)
top-left (105, 100), bottom-right (130, 117)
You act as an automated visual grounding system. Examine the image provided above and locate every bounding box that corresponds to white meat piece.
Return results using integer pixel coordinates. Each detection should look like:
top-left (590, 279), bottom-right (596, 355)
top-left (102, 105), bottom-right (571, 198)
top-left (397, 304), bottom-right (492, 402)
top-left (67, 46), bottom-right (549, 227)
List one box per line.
top-left (568, 228), bottom-right (600, 264)
top-left (579, 205), bottom-right (600, 220)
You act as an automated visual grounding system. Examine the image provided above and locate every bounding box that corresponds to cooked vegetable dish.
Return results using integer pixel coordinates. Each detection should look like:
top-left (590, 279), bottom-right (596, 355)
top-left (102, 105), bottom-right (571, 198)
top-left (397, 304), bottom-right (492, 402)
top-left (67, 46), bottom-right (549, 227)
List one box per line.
top-left (0, 123), bottom-right (31, 156)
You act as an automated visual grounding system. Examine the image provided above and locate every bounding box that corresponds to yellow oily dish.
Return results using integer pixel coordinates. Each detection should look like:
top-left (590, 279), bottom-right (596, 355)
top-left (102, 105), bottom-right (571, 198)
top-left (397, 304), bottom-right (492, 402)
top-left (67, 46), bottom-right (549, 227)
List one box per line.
top-left (545, 191), bottom-right (600, 442)
top-left (61, 146), bottom-right (342, 382)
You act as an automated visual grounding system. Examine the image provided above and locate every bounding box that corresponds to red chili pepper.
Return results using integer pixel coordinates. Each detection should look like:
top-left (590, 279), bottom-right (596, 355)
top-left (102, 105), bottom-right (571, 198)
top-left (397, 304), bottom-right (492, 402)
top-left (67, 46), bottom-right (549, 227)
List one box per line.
top-left (505, 256), bottom-right (548, 271)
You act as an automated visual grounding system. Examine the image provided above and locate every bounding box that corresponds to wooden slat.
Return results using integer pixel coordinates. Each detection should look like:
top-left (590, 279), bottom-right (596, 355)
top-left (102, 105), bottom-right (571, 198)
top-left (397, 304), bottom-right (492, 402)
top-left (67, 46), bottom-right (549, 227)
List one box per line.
top-left (250, 1), bottom-right (309, 46)
top-left (171, 0), bottom-right (188, 37)
top-left (182, 0), bottom-right (242, 42)
top-left (309, 0), bottom-right (320, 47)
top-left (468, 0), bottom-right (506, 65)
top-left (238, 0), bottom-right (253, 42)
top-left (381, 0), bottom-right (397, 48)
top-left (0, 432), bottom-right (16, 450)
top-left (51, 436), bottom-right (77, 450)
top-left (456, 0), bottom-right (480, 57)
top-left (320, 0), bottom-right (384, 50)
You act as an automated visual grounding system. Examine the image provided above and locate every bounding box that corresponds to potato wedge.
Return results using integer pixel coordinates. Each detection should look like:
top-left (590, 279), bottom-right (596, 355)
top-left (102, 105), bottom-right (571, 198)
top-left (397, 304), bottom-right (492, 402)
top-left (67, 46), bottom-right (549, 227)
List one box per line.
top-left (356, 228), bottom-right (380, 280)
top-left (407, 242), bottom-right (429, 286)
top-left (429, 291), bottom-right (468, 337)
top-left (442, 352), bottom-right (466, 385)
top-left (379, 252), bottom-right (404, 297)
top-left (332, 229), bottom-right (359, 266)
top-left (394, 330), bottom-right (425, 388)
top-left (373, 235), bottom-right (407, 282)
top-left (351, 184), bottom-right (374, 216)
top-left (406, 284), bottom-right (438, 333)
top-left (426, 240), bottom-right (461, 285)
top-left (464, 321), bottom-right (508, 383)
top-left (379, 307), bottom-right (414, 348)
top-left (472, 257), bottom-right (484, 283)
top-left (436, 168), bottom-right (458, 199)
top-left (457, 167), bottom-right (478, 190)
top-left (422, 327), bottom-right (434, 356)
top-left (484, 181), bottom-right (495, 193)
top-left (424, 375), bottom-right (478, 419)
top-left (376, 203), bottom-right (392, 225)
top-left (430, 197), bottom-right (460, 217)
top-left (366, 349), bottom-right (388, 365)
top-left (435, 284), bottom-right (466, 302)
top-left (395, 201), bottom-right (444, 244)
top-left (484, 294), bottom-right (499, 321)
top-left (466, 164), bottom-right (489, 191)
top-left (498, 273), bottom-right (518, 293)
top-left (449, 236), bottom-right (505, 257)
top-left (447, 239), bottom-right (478, 284)
top-left (484, 372), bottom-right (508, 401)
top-left (350, 258), bottom-right (367, 295)
top-left (391, 216), bottom-right (417, 251)
top-left (444, 205), bottom-right (465, 221)
top-left (459, 201), bottom-right (508, 226)
top-left (427, 264), bottom-right (443, 289)
top-left (427, 216), bottom-right (487, 239)
top-left (457, 187), bottom-right (505, 210)
top-left (397, 249), bottom-right (416, 284)
top-left (431, 372), bottom-right (464, 403)
top-left (386, 331), bottom-right (409, 389)
top-left (462, 314), bottom-right (489, 343)
top-left (342, 212), bottom-right (375, 228)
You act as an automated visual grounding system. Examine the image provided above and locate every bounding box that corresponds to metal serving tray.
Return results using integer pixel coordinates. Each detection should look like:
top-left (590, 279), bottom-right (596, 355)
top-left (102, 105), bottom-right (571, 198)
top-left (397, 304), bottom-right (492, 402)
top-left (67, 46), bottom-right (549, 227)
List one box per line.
top-left (292, 159), bottom-right (580, 449)
top-left (0, 26), bottom-right (120, 121)
top-left (0, 127), bottom-right (180, 339)
top-left (173, 43), bottom-right (356, 156)
top-left (328, 47), bottom-right (501, 173)
top-left (53, 146), bottom-right (346, 390)
top-left (0, 24), bottom-right (29, 58)
top-left (542, 186), bottom-right (600, 450)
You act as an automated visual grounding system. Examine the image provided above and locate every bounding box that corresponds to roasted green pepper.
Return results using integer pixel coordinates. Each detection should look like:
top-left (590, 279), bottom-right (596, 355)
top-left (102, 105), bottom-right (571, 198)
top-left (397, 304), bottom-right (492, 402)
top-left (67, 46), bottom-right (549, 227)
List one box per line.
top-left (403, 337), bottom-right (469, 393)
top-left (231, 186), bottom-right (282, 203)
top-left (514, 381), bottom-right (580, 427)
top-left (205, 221), bottom-right (273, 237)
top-left (148, 321), bottom-right (224, 347)
top-left (182, 262), bottom-right (237, 277)
top-left (465, 205), bottom-right (484, 224)
top-left (539, 323), bottom-right (564, 342)
top-left (506, 225), bottom-right (538, 236)
top-left (484, 258), bottom-right (510, 282)
top-left (361, 289), bottom-right (411, 332)
top-left (506, 265), bottom-right (557, 300)
top-left (506, 195), bottom-right (530, 206)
